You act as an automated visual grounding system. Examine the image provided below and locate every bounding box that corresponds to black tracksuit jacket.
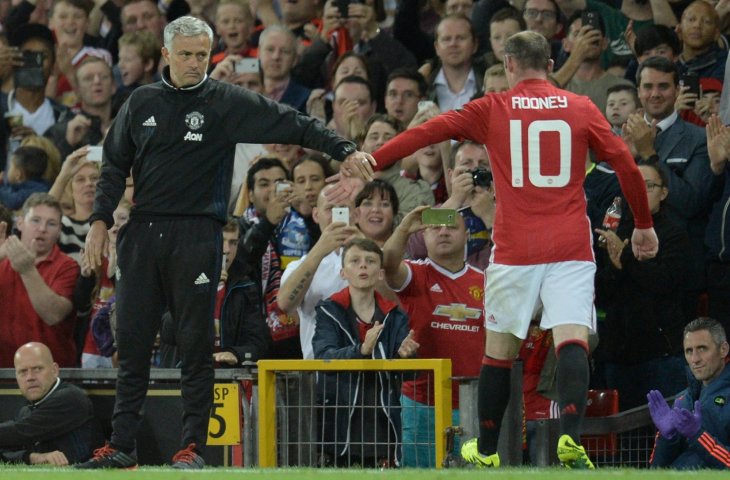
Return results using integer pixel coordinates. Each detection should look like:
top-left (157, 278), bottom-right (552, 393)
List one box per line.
top-left (91, 67), bottom-right (357, 227)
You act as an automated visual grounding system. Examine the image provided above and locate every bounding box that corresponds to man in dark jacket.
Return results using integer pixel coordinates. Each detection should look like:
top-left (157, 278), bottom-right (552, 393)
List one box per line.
top-left (313, 238), bottom-right (418, 467)
top-left (649, 317), bottom-right (730, 469)
top-left (0, 342), bottom-right (101, 465)
top-left (81, 15), bottom-right (374, 470)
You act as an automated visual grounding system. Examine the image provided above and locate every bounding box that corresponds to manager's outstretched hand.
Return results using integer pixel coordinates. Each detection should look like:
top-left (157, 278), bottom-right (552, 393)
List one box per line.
top-left (340, 151), bottom-right (376, 182)
top-left (631, 227), bottom-right (658, 260)
top-left (84, 220), bottom-right (109, 270)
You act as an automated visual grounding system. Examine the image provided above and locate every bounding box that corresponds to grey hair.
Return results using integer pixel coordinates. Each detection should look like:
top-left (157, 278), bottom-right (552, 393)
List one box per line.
top-left (504, 30), bottom-right (551, 72)
top-left (685, 317), bottom-right (727, 347)
top-left (259, 24), bottom-right (297, 51)
top-left (163, 16), bottom-right (214, 51)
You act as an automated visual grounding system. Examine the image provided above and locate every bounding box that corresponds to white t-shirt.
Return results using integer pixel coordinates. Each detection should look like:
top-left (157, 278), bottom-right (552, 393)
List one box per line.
top-left (281, 249), bottom-right (346, 359)
top-left (9, 92), bottom-right (56, 136)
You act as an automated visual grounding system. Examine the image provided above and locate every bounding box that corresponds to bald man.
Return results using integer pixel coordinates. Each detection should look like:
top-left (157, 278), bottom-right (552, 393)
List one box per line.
top-left (0, 343), bottom-right (100, 465)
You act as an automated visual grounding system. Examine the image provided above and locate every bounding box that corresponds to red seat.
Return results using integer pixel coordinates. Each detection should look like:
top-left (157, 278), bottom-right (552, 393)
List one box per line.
top-left (581, 389), bottom-right (619, 457)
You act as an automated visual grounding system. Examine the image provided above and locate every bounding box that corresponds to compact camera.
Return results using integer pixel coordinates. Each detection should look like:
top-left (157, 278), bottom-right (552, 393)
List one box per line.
top-left (471, 166), bottom-right (493, 188)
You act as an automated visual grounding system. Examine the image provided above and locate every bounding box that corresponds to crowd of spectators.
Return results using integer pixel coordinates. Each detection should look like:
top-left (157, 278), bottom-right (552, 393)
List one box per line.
top-left (0, 0), bottom-right (730, 468)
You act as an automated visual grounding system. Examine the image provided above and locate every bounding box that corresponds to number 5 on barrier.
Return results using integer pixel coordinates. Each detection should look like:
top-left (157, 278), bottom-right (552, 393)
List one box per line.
top-left (208, 383), bottom-right (242, 445)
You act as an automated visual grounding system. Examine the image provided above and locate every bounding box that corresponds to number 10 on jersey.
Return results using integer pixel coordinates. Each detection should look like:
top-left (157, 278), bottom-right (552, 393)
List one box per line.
top-left (510, 119), bottom-right (572, 188)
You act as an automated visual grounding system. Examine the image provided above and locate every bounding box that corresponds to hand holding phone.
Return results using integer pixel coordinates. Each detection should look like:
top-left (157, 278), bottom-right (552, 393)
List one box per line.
top-left (235, 58), bottom-right (260, 74)
top-left (680, 73), bottom-right (700, 96)
top-left (581, 11), bottom-right (600, 31)
top-left (422, 208), bottom-right (457, 227)
top-left (332, 207), bottom-right (350, 225)
top-left (87, 146), bottom-right (103, 162)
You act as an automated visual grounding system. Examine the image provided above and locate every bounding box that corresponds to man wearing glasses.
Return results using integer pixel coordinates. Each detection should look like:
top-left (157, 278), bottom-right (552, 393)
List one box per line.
top-left (522, 0), bottom-right (564, 61)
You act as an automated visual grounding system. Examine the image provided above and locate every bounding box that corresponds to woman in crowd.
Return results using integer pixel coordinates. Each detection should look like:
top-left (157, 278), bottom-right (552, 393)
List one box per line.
top-left (48, 145), bottom-right (99, 263)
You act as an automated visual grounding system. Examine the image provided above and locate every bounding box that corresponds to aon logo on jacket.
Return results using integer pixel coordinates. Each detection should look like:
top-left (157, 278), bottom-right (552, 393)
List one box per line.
top-left (184, 131), bottom-right (203, 142)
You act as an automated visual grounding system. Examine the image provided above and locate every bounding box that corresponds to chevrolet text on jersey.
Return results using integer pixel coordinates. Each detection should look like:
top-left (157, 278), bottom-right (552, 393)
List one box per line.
top-left (184, 131), bottom-right (203, 142)
top-left (512, 96), bottom-right (568, 109)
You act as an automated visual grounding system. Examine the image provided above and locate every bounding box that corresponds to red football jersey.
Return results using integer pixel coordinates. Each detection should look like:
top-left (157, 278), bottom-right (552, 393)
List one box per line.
top-left (374, 79), bottom-right (652, 265)
top-left (396, 259), bottom-right (485, 408)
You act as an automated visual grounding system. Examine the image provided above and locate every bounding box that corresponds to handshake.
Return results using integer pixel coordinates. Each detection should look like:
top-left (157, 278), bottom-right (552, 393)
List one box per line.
top-left (647, 390), bottom-right (702, 440)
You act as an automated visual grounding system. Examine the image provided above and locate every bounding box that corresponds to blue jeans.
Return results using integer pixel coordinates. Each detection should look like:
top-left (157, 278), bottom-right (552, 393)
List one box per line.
top-left (400, 395), bottom-right (459, 467)
top-left (604, 356), bottom-right (687, 410)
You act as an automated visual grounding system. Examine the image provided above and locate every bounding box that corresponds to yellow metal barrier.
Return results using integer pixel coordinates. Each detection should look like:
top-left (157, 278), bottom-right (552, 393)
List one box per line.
top-left (258, 359), bottom-right (453, 468)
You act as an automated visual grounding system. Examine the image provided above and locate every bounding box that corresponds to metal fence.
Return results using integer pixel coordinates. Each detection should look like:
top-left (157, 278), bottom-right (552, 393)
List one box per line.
top-left (257, 359), bottom-right (454, 468)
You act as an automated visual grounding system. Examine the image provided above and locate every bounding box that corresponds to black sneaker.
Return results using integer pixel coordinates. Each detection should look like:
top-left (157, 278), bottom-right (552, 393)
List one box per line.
top-left (75, 443), bottom-right (137, 469)
top-left (171, 443), bottom-right (205, 469)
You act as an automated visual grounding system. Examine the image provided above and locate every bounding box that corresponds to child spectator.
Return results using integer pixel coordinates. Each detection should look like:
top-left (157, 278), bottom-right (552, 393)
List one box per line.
top-left (48, 0), bottom-right (113, 106)
top-left (605, 84), bottom-right (639, 136)
top-left (0, 146), bottom-right (49, 210)
top-left (211, 0), bottom-right (256, 67)
top-left (117, 31), bottom-right (161, 93)
top-left (77, 198), bottom-right (131, 368)
top-left (483, 64), bottom-right (509, 94)
top-left (487, 7), bottom-right (526, 66)
top-left (313, 237), bottom-right (418, 467)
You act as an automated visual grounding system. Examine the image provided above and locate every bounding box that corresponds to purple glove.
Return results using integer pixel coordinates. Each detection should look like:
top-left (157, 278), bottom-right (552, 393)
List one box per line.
top-left (674, 401), bottom-right (702, 439)
top-left (647, 390), bottom-right (676, 439)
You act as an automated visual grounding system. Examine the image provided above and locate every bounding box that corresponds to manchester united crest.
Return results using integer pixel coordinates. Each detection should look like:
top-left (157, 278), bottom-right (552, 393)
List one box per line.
top-left (185, 111), bottom-right (205, 130)
top-left (469, 285), bottom-right (483, 301)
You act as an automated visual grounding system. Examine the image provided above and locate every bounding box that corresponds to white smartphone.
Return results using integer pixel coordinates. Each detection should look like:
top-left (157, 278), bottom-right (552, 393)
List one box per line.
top-left (87, 146), bottom-right (103, 162)
top-left (332, 207), bottom-right (349, 225)
top-left (275, 182), bottom-right (291, 193)
top-left (235, 58), bottom-right (260, 74)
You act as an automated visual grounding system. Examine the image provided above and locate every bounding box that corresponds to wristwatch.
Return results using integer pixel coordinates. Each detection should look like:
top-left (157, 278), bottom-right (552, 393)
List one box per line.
top-left (340, 144), bottom-right (357, 159)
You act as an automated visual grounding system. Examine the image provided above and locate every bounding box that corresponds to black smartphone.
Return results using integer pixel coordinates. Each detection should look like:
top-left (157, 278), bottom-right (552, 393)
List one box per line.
top-left (581, 11), bottom-right (600, 31)
top-left (680, 73), bottom-right (700, 96)
top-left (14, 51), bottom-right (45, 89)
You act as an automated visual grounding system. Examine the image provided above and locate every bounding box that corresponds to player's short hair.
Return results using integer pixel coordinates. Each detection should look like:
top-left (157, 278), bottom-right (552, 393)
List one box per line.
top-left (22, 192), bottom-right (62, 218)
top-left (11, 146), bottom-right (48, 180)
top-left (118, 30), bottom-right (162, 71)
top-left (684, 317), bottom-right (727, 347)
top-left (354, 178), bottom-right (399, 217)
top-left (636, 55), bottom-right (679, 86)
top-left (606, 84), bottom-right (639, 107)
top-left (341, 237), bottom-right (383, 267)
top-left (386, 68), bottom-right (427, 98)
top-left (504, 31), bottom-right (550, 72)
top-left (634, 24), bottom-right (681, 57)
top-left (246, 157), bottom-right (288, 191)
top-left (164, 15), bottom-right (214, 51)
